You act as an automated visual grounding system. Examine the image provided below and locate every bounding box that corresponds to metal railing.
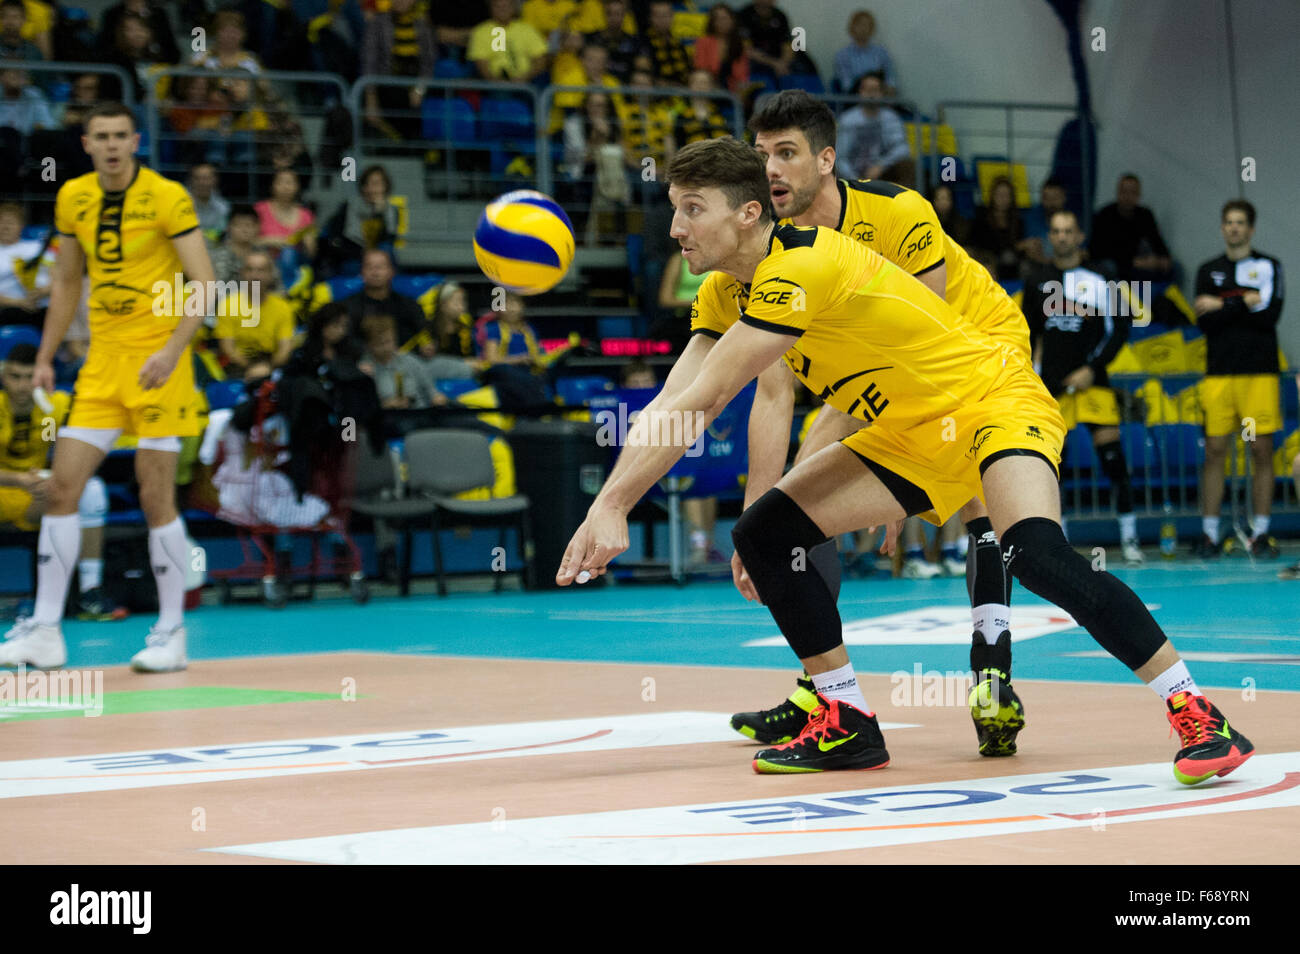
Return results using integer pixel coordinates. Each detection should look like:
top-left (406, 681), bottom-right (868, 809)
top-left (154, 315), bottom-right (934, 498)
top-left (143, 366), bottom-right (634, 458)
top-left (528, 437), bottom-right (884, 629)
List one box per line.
top-left (932, 100), bottom-right (1090, 231)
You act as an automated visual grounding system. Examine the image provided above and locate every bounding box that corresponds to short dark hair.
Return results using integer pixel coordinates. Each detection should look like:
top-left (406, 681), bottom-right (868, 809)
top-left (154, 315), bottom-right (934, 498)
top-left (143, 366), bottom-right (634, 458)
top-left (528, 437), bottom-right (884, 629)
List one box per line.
top-left (1119, 173), bottom-right (1140, 185)
top-left (4, 343), bottom-right (37, 365)
top-left (361, 313), bottom-right (396, 342)
top-left (1042, 177), bottom-right (1066, 192)
top-left (83, 101), bottom-right (137, 132)
top-left (1221, 199), bottom-right (1255, 227)
top-left (228, 204), bottom-right (258, 221)
top-left (748, 89), bottom-right (837, 155)
top-left (0, 0), bottom-right (27, 16)
top-left (666, 137), bottom-right (772, 222)
top-left (359, 164), bottom-right (391, 195)
top-left (855, 69), bottom-right (887, 91)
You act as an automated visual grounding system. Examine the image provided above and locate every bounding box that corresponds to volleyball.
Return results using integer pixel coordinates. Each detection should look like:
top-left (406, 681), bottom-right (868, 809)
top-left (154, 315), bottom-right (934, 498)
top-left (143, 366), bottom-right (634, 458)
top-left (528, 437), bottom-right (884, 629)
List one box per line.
top-left (473, 190), bottom-right (575, 295)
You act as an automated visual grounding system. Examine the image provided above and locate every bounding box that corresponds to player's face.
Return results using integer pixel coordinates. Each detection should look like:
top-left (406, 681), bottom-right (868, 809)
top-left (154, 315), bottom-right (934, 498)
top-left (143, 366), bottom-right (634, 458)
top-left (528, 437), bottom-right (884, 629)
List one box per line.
top-left (1221, 210), bottom-right (1253, 248)
top-left (1048, 214), bottom-right (1082, 258)
top-left (668, 183), bottom-right (744, 274)
top-left (0, 212), bottom-right (21, 245)
top-left (83, 116), bottom-right (139, 177)
top-left (754, 129), bottom-right (823, 221)
top-left (1, 361), bottom-right (34, 406)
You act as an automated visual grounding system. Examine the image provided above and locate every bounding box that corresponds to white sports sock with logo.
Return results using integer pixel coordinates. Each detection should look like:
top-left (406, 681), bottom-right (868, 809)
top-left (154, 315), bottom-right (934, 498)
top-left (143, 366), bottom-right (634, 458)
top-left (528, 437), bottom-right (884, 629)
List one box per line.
top-left (1252, 515), bottom-right (1270, 538)
top-left (971, 604), bottom-right (1011, 638)
top-left (1118, 512), bottom-right (1138, 544)
top-left (149, 517), bottom-right (189, 630)
top-left (1148, 660), bottom-right (1200, 701)
top-left (34, 513), bottom-right (80, 625)
top-left (1202, 516), bottom-right (1220, 543)
top-left (811, 662), bottom-right (870, 713)
top-left (78, 558), bottom-right (103, 592)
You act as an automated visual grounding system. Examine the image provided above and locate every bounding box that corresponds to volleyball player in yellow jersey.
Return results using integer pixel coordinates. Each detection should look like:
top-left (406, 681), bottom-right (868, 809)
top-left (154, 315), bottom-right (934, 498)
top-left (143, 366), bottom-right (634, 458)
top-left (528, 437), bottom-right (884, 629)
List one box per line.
top-left (0, 103), bottom-right (217, 673)
top-left (729, 90), bottom-right (1030, 756)
top-left (557, 138), bottom-right (1254, 783)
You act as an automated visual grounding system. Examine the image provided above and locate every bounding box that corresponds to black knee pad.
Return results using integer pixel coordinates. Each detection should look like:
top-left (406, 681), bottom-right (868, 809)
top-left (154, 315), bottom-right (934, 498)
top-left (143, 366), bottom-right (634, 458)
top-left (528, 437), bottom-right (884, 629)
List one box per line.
top-left (1096, 440), bottom-right (1133, 513)
top-left (964, 515), bottom-right (1010, 608)
top-left (1001, 517), bottom-right (1166, 670)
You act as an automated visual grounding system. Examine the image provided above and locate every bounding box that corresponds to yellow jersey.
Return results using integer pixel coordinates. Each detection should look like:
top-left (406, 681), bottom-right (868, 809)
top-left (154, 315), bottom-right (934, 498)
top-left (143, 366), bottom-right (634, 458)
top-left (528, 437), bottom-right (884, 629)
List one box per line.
top-left (54, 163), bottom-right (200, 354)
top-left (781, 179), bottom-right (1030, 357)
top-left (0, 389), bottom-right (71, 471)
top-left (215, 291), bottom-right (297, 361)
top-left (690, 224), bottom-right (1015, 431)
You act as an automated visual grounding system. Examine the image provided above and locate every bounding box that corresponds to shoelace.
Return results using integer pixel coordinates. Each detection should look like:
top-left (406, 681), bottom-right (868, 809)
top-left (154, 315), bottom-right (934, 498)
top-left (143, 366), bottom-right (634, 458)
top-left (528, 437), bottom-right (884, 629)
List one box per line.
top-left (792, 704), bottom-right (831, 745)
top-left (1168, 699), bottom-right (1214, 746)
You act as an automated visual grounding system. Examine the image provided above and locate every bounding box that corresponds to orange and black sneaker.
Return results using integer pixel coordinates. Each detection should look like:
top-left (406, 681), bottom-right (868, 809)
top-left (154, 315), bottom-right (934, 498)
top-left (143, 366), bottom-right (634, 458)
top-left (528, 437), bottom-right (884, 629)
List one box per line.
top-left (731, 674), bottom-right (820, 744)
top-left (752, 696), bottom-right (890, 774)
top-left (1166, 691), bottom-right (1255, 785)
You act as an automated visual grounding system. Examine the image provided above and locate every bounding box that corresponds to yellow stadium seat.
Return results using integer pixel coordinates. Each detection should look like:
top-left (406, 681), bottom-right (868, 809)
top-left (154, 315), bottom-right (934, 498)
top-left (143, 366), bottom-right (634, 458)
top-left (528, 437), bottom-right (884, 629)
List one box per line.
top-left (975, 161), bottom-right (1032, 208)
top-left (1105, 343), bottom-right (1143, 376)
top-left (1131, 329), bottom-right (1187, 375)
top-left (1136, 378), bottom-right (1181, 426)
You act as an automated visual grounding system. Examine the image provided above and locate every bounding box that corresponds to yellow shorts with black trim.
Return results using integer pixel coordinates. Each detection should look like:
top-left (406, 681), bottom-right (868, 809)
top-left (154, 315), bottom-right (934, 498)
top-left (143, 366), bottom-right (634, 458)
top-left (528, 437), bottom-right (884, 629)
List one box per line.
top-left (0, 487), bottom-right (38, 530)
top-left (841, 361), bottom-right (1066, 525)
top-left (1057, 386), bottom-right (1120, 429)
top-left (1201, 374), bottom-right (1280, 438)
top-left (66, 347), bottom-right (201, 438)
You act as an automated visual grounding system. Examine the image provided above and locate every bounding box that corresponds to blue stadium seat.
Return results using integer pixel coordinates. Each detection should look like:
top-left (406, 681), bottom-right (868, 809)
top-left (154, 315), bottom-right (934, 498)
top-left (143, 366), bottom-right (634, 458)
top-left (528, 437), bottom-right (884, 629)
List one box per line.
top-left (206, 380), bottom-right (247, 411)
top-left (435, 379), bottom-right (481, 400)
top-left (0, 325), bottom-right (41, 359)
top-left (421, 97), bottom-right (475, 143)
top-left (20, 224), bottom-right (49, 242)
top-left (555, 375), bottom-right (615, 406)
top-left (479, 98), bottom-right (533, 142)
top-left (433, 58), bottom-right (474, 80)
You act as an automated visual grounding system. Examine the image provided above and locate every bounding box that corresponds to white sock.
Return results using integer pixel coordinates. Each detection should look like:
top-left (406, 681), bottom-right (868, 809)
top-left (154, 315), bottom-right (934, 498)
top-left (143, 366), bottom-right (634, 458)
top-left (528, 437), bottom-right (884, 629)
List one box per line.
top-left (1202, 516), bottom-right (1220, 543)
top-left (1118, 512), bottom-right (1138, 544)
top-left (149, 517), bottom-right (189, 630)
top-left (971, 603), bottom-right (1011, 638)
top-left (34, 513), bottom-right (80, 625)
top-left (78, 558), bottom-right (103, 592)
top-left (811, 662), bottom-right (870, 713)
top-left (1252, 515), bottom-right (1270, 538)
top-left (690, 529), bottom-right (708, 550)
top-left (1148, 660), bottom-right (1200, 701)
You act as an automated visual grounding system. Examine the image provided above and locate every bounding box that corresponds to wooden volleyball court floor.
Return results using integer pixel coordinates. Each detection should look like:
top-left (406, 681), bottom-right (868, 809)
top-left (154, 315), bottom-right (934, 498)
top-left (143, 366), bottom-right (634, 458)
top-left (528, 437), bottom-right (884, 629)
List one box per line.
top-left (2, 558), bottom-right (1299, 865)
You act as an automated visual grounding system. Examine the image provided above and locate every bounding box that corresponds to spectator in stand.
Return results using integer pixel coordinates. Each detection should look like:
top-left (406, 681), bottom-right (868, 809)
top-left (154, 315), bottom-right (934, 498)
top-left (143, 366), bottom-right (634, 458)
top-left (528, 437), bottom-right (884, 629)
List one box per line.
top-left (0, 202), bottom-right (49, 328)
top-left (549, 40), bottom-right (618, 132)
top-left (0, 0), bottom-right (43, 65)
top-left (617, 63), bottom-right (674, 174)
top-left (835, 71), bottom-right (912, 187)
top-left (362, 0), bottom-right (436, 144)
top-left (214, 248), bottom-right (297, 374)
top-left (192, 8), bottom-right (262, 78)
top-left (1089, 173), bottom-right (1172, 281)
top-left (468, 0), bottom-right (549, 82)
top-left (98, 12), bottom-right (162, 103)
top-left (645, 0), bottom-right (690, 87)
top-left (98, 0), bottom-right (179, 67)
top-left (0, 66), bottom-right (52, 142)
top-left (668, 68), bottom-right (730, 159)
top-left (57, 73), bottom-right (102, 129)
top-left (583, 0), bottom-right (643, 83)
top-left (165, 72), bottom-right (223, 141)
top-left (317, 164), bottom-right (402, 279)
top-left (969, 175), bottom-right (1024, 280)
top-left (209, 205), bottom-right (262, 286)
top-left (256, 103), bottom-right (315, 201)
top-left (1192, 199), bottom-right (1286, 559)
top-left (833, 10), bottom-right (895, 95)
top-left (481, 290), bottom-right (544, 369)
top-left (737, 0), bottom-right (816, 81)
top-left (359, 313), bottom-right (442, 410)
top-left (1020, 176), bottom-right (1068, 265)
top-left (523, 0), bottom-right (581, 44)
top-left (254, 168), bottom-right (317, 266)
top-left (693, 3), bottom-right (749, 95)
top-left (404, 281), bottom-right (480, 381)
top-left (188, 162), bottom-right (231, 245)
top-left (561, 86), bottom-right (621, 180)
top-left (930, 182), bottom-right (969, 246)
top-left (343, 248), bottom-right (426, 351)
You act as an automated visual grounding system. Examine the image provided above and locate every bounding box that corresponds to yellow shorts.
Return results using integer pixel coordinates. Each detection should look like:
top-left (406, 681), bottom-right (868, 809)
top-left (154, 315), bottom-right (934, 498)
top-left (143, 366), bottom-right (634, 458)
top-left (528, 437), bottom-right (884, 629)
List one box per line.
top-left (0, 486), bottom-right (38, 530)
top-left (66, 347), bottom-right (201, 438)
top-left (1201, 374), bottom-right (1280, 438)
top-left (841, 361), bottom-right (1066, 525)
top-left (1058, 387), bottom-right (1121, 429)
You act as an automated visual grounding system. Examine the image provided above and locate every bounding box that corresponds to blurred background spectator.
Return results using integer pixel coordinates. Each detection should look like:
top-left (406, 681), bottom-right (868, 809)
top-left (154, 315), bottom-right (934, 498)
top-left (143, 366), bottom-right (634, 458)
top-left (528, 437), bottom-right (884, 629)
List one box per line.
top-left (645, 0), bottom-right (690, 87)
top-left (469, 0), bottom-right (549, 82)
top-left (209, 205), bottom-right (262, 286)
top-left (0, 0), bottom-right (44, 65)
top-left (214, 248), bottom-right (296, 375)
top-left (833, 9), bottom-right (895, 95)
top-left (835, 70), bottom-right (912, 187)
top-left (344, 248), bottom-right (425, 349)
top-left (1020, 176), bottom-right (1068, 266)
top-left (362, 0), bottom-right (436, 145)
top-left (0, 201), bottom-right (48, 328)
top-left (668, 68), bottom-right (730, 158)
top-left (254, 168), bottom-right (317, 268)
top-left (98, 0), bottom-right (178, 67)
top-left (693, 3), bottom-right (749, 96)
top-left (929, 182), bottom-right (969, 246)
top-left (583, 0), bottom-right (643, 83)
top-left (969, 175), bottom-right (1024, 280)
top-left (1090, 173), bottom-right (1173, 281)
top-left (188, 162), bottom-right (231, 244)
top-left (359, 313), bottom-right (443, 410)
top-left (407, 280), bottom-right (480, 381)
top-left (316, 163), bottom-right (402, 280)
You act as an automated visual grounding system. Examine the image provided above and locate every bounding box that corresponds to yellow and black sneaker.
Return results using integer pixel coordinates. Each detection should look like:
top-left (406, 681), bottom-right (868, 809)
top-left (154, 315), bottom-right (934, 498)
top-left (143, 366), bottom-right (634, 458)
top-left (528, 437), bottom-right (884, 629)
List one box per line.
top-left (753, 697), bottom-right (891, 774)
top-left (730, 675), bottom-right (820, 744)
top-left (969, 631), bottom-right (1025, 757)
top-left (1167, 691), bottom-right (1256, 785)
top-left (1247, 535), bottom-right (1280, 559)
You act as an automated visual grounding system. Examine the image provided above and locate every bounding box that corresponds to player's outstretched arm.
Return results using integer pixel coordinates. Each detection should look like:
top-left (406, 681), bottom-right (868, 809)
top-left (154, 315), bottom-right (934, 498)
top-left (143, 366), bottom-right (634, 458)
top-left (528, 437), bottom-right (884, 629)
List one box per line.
top-left (557, 324), bottom-right (795, 585)
top-left (139, 230), bottom-right (217, 390)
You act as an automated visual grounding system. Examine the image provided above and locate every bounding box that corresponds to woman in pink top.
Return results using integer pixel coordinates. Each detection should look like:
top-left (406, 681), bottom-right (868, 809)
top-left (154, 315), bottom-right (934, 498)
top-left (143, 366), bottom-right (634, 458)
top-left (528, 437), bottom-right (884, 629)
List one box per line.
top-left (692, 4), bottom-right (750, 95)
top-left (254, 168), bottom-right (317, 263)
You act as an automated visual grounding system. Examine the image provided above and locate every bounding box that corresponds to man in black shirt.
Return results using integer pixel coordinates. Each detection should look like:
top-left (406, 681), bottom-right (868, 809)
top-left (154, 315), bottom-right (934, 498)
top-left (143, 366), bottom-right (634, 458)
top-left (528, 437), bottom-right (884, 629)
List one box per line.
top-left (1089, 174), bottom-right (1172, 282)
top-left (1024, 210), bottom-right (1142, 563)
top-left (584, 0), bottom-right (645, 83)
top-left (1191, 199), bottom-right (1286, 558)
top-left (343, 248), bottom-right (427, 352)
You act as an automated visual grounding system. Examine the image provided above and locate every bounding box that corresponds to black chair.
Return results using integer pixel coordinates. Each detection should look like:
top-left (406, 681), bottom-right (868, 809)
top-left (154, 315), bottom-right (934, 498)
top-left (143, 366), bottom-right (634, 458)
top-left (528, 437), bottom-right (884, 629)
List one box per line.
top-left (347, 440), bottom-right (438, 596)
top-left (403, 429), bottom-right (533, 596)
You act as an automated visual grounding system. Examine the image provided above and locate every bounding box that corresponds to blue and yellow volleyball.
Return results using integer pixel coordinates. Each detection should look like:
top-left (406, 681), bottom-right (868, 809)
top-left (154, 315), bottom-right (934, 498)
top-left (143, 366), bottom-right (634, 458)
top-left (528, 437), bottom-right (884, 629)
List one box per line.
top-left (473, 190), bottom-right (575, 295)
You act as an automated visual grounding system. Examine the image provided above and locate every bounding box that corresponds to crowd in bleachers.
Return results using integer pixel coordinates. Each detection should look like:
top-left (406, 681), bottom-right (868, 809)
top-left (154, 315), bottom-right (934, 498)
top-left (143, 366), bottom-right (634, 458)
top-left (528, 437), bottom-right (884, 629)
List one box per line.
top-left (0, 0), bottom-right (1296, 597)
